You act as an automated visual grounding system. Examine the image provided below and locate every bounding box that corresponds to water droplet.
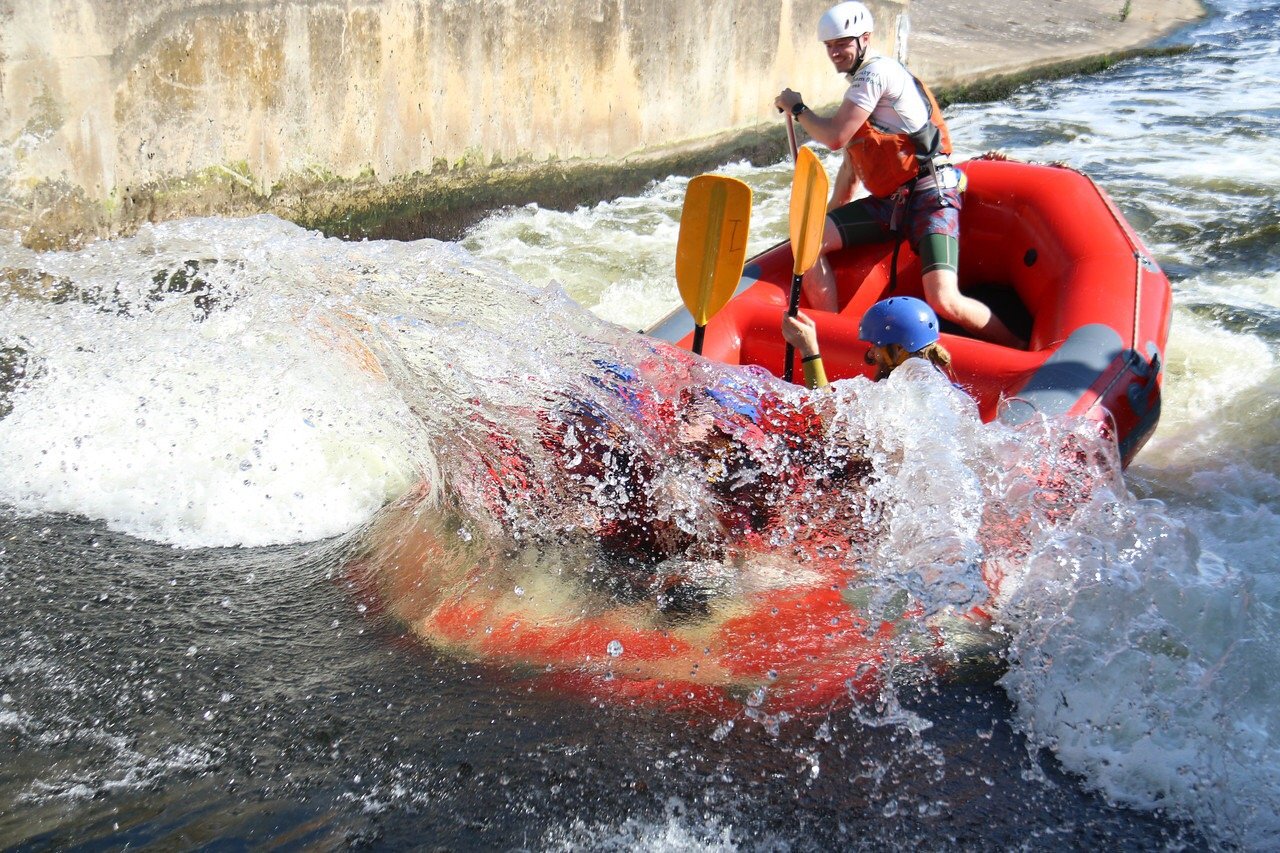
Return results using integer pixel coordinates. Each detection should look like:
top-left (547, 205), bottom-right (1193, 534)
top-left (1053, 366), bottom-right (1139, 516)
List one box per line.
top-left (747, 686), bottom-right (766, 708)
top-left (514, 586), bottom-right (525, 597)
top-left (767, 669), bottom-right (778, 681)
top-left (186, 645), bottom-right (197, 657)
top-left (606, 640), bottom-right (624, 658)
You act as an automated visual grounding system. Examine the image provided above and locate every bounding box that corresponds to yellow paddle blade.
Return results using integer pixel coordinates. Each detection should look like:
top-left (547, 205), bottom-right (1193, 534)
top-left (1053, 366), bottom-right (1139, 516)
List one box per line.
top-left (675, 175), bottom-right (753, 327)
top-left (789, 146), bottom-right (829, 276)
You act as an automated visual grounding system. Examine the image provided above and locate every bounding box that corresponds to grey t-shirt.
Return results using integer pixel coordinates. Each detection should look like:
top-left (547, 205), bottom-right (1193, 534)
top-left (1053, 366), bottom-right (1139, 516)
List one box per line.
top-left (844, 54), bottom-right (930, 136)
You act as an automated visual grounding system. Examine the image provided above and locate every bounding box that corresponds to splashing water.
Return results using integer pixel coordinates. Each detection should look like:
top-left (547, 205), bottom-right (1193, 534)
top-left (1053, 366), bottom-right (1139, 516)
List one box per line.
top-left (2, 1), bottom-right (1279, 847)
top-left (0, 217), bottom-right (425, 547)
top-left (2, 211), bottom-right (1125, 710)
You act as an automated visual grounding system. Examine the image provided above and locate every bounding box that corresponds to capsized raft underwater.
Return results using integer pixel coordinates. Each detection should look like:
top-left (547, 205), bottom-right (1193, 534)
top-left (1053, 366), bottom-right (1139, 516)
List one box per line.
top-left (350, 504), bottom-right (1003, 718)
top-left (648, 157), bottom-right (1173, 467)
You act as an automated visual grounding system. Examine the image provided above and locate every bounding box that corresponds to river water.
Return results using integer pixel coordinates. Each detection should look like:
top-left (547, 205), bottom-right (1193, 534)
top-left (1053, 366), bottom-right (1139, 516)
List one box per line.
top-left (1, 0), bottom-right (1277, 848)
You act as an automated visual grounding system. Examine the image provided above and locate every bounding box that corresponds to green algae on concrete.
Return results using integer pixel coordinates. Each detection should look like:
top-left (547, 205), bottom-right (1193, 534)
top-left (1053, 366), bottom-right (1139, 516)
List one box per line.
top-left (284, 126), bottom-right (792, 243)
top-left (929, 45), bottom-right (1190, 108)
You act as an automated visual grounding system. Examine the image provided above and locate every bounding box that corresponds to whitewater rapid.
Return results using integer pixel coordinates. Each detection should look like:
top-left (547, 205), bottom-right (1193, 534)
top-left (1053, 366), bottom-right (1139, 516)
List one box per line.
top-left (1, 0), bottom-right (1277, 847)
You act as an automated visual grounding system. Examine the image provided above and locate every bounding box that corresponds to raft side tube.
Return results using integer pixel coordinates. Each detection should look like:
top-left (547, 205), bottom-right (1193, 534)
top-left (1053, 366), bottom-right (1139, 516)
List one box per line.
top-left (999, 324), bottom-right (1125, 426)
top-left (643, 259), bottom-right (769, 341)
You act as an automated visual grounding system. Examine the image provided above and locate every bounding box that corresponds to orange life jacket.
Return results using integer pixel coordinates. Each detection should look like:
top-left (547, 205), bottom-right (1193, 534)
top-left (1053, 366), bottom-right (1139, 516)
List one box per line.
top-left (844, 64), bottom-right (953, 199)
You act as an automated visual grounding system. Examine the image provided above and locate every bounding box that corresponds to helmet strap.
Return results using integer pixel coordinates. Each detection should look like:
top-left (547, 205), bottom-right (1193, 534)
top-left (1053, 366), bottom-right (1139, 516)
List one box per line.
top-left (846, 36), bottom-right (869, 77)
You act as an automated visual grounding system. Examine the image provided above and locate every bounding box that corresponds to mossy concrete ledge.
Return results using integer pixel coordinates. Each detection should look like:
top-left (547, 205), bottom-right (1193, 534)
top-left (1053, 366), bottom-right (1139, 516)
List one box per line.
top-left (0, 0), bottom-right (1201, 247)
top-left (282, 125), bottom-right (797, 243)
top-left (0, 0), bottom-right (906, 248)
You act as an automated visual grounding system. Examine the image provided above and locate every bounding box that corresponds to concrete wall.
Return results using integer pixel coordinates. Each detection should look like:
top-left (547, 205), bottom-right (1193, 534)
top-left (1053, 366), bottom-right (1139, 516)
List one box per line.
top-left (0, 0), bottom-right (906, 243)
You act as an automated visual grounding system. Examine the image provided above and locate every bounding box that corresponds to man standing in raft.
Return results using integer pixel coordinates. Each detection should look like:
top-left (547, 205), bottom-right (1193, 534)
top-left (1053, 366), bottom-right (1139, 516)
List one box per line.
top-left (774, 1), bottom-right (1025, 349)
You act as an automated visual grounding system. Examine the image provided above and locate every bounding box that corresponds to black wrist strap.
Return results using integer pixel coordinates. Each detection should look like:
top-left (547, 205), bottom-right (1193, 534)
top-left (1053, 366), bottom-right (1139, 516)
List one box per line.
top-left (802, 353), bottom-right (822, 363)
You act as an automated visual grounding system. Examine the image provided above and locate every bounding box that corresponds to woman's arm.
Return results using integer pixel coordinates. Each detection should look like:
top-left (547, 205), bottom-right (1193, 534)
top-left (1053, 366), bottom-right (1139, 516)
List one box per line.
top-left (780, 312), bottom-right (829, 390)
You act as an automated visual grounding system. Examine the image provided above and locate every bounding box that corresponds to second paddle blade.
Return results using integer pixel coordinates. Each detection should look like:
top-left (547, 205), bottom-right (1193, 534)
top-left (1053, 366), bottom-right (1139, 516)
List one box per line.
top-left (789, 146), bottom-right (829, 276)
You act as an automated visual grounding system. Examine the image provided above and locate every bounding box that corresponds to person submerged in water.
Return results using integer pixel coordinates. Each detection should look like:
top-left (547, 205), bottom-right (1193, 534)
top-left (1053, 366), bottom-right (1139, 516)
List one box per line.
top-left (781, 296), bottom-right (953, 389)
top-left (546, 362), bottom-right (857, 551)
top-left (461, 354), bottom-right (874, 611)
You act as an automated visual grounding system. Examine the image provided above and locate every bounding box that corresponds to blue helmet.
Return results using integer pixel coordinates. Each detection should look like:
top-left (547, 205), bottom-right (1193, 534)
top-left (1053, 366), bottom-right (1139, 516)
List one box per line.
top-left (858, 297), bottom-right (940, 352)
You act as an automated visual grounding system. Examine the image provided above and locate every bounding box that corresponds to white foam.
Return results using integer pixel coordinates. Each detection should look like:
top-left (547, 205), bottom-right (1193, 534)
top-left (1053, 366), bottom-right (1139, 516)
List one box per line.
top-left (463, 158), bottom-right (801, 326)
top-left (0, 218), bottom-right (422, 548)
top-left (20, 734), bottom-right (219, 803)
top-left (540, 799), bottom-right (737, 852)
top-left (1140, 303), bottom-right (1276, 462)
top-left (1001, 498), bottom-right (1280, 846)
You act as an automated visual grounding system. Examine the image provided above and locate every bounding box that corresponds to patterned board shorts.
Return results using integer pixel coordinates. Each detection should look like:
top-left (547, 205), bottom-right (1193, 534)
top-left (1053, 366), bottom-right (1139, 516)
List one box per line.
top-left (829, 182), bottom-right (963, 275)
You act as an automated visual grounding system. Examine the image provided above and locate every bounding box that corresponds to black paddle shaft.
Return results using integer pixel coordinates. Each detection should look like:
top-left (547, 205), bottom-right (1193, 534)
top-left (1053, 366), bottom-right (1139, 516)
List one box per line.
top-left (692, 324), bottom-right (707, 355)
top-left (782, 272), bottom-right (803, 382)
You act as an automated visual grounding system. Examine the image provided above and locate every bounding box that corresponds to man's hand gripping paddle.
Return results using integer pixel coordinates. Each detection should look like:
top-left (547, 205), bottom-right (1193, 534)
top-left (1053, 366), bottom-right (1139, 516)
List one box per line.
top-left (783, 145), bottom-right (829, 382)
top-left (675, 175), bottom-right (752, 355)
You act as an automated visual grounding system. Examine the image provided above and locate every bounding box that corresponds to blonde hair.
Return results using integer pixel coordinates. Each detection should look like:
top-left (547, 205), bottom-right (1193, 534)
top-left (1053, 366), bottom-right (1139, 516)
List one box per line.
top-left (879, 341), bottom-right (953, 379)
top-left (915, 341), bottom-right (952, 373)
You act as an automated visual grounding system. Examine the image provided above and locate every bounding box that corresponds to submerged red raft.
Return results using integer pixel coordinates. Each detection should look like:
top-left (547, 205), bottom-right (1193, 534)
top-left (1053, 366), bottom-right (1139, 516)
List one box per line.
top-left (349, 503), bottom-right (997, 718)
top-left (648, 157), bottom-right (1173, 466)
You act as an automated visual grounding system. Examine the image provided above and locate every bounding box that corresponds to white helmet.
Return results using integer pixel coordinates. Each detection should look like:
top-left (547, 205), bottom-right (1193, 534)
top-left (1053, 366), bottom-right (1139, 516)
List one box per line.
top-left (817, 1), bottom-right (874, 41)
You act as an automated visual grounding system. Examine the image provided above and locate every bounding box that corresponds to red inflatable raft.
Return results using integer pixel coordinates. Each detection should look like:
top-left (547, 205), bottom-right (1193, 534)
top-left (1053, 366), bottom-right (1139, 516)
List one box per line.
top-left (647, 157), bottom-right (1173, 466)
top-left (348, 500), bottom-right (1004, 718)
top-left (347, 158), bottom-right (1143, 719)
